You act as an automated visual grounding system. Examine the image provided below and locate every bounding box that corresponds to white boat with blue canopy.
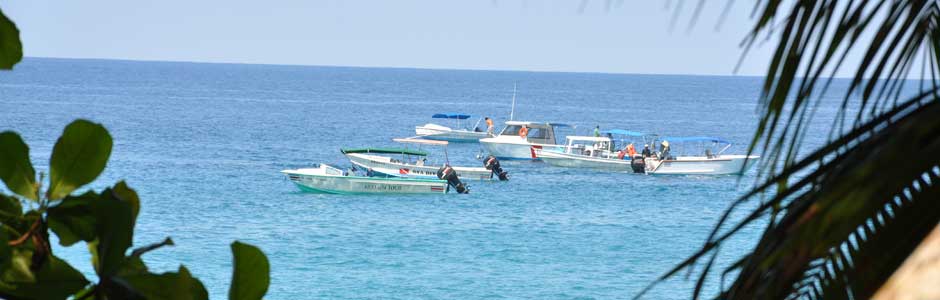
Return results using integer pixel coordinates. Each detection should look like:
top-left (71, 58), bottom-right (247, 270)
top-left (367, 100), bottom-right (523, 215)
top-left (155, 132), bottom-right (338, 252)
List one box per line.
top-left (281, 164), bottom-right (450, 194)
top-left (535, 129), bottom-right (656, 172)
top-left (644, 136), bottom-right (759, 175)
top-left (479, 121), bottom-right (573, 160)
top-left (415, 113), bottom-right (489, 142)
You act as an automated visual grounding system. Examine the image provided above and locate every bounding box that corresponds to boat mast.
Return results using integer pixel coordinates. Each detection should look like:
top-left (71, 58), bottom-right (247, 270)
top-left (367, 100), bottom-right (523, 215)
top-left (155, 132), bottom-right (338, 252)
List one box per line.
top-left (509, 83), bottom-right (516, 121)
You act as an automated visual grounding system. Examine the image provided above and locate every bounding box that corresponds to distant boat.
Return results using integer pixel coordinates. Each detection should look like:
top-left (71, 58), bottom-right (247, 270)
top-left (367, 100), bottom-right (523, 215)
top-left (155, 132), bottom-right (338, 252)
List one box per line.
top-left (479, 121), bottom-right (571, 160)
top-left (538, 136), bottom-right (633, 170)
top-left (415, 113), bottom-right (489, 142)
top-left (537, 131), bottom-right (647, 171)
top-left (343, 138), bottom-right (508, 181)
top-left (281, 164), bottom-right (450, 194)
top-left (644, 136), bottom-right (759, 175)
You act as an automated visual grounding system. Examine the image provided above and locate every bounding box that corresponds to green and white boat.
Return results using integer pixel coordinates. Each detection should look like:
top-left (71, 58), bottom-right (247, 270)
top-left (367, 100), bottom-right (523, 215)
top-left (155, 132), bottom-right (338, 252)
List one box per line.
top-left (282, 164), bottom-right (450, 194)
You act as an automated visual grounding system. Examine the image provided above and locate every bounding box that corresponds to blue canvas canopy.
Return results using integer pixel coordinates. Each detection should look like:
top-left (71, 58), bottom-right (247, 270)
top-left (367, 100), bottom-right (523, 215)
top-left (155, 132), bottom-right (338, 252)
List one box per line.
top-left (432, 113), bottom-right (471, 120)
top-left (660, 136), bottom-right (732, 144)
top-left (601, 129), bottom-right (648, 137)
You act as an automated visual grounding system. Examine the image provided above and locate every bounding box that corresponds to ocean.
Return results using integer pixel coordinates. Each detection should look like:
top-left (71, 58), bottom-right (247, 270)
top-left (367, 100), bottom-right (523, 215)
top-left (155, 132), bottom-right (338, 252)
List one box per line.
top-left (1, 58), bottom-right (842, 299)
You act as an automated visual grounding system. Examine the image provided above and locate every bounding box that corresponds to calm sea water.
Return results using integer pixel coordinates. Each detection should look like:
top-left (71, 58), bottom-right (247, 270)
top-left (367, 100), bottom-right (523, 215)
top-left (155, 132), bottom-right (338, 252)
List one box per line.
top-left (1, 58), bottom-right (843, 299)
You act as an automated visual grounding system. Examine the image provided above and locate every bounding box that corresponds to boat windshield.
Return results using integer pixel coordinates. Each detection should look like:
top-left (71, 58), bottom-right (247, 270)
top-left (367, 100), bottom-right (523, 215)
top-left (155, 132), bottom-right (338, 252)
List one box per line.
top-left (500, 125), bottom-right (523, 136)
top-left (528, 128), bottom-right (548, 139)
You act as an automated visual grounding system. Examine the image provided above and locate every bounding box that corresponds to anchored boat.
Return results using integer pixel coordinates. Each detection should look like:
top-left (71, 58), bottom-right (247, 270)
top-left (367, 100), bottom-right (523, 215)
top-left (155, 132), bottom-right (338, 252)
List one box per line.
top-left (644, 136), bottom-right (759, 175)
top-left (343, 138), bottom-right (509, 181)
top-left (479, 121), bottom-right (571, 160)
top-left (281, 164), bottom-right (452, 194)
top-left (536, 130), bottom-right (657, 172)
top-left (415, 113), bottom-right (489, 142)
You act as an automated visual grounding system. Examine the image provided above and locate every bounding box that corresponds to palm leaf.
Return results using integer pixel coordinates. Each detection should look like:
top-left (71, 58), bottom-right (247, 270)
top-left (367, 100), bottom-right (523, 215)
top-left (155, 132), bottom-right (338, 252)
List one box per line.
top-left (639, 1), bottom-right (940, 299)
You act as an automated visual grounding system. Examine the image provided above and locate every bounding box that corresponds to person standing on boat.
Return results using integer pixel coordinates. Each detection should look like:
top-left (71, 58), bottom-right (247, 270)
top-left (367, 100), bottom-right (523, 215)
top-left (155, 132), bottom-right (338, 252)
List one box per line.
top-left (593, 125), bottom-right (601, 137)
top-left (626, 143), bottom-right (637, 157)
top-left (660, 140), bottom-right (671, 160)
top-left (485, 117), bottom-right (495, 136)
top-left (642, 144), bottom-right (652, 157)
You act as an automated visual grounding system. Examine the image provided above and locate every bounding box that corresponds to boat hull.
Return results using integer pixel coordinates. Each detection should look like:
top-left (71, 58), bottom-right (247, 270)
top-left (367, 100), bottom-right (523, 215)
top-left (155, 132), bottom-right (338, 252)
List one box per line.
top-left (415, 124), bottom-right (489, 142)
top-left (537, 149), bottom-right (635, 171)
top-left (479, 140), bottom-right (546, 160)
top-left (647, 155), bottom-right (758, 175)
top-left (345, 153), bottom-right (496, 180)
top-left (284, 171), bottom-right (448, 194)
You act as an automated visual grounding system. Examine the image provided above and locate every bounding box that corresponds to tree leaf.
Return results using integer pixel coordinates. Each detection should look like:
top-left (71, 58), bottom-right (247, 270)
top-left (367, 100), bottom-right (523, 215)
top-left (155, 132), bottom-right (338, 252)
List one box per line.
top-left (229, 241), bottom-right (269, 300)
top-left (0, 132), bottom-right (36, 201)
top-left (112, 181), bottom-right (140, 220)
top-left (0, 8), bottom-right (22, 69)
top-left (0, 250), bottom-right (89, 300)
top-left (93, 188), bottom-right (135, 277)
top-left (0, 230), bottom-right (11, 274)
top-left (47, 191), bottom-right (99, 246)
top-left (0, 194), bottom-right (23, 222)
top-left (113, 266), bottom-right (209, 300)
top-left (47, 120), bottom-right (112, 200)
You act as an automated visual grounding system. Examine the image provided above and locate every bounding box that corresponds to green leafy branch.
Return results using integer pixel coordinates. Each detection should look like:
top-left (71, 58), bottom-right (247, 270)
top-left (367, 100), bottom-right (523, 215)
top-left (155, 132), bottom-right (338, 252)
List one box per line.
top-left (0, 120), bottom-right (270, 300)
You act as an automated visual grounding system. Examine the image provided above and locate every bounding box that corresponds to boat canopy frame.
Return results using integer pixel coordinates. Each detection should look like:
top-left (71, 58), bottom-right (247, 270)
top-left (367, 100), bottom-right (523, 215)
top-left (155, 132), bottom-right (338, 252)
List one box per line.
top-left (341, 147), bottom-right (428, 157)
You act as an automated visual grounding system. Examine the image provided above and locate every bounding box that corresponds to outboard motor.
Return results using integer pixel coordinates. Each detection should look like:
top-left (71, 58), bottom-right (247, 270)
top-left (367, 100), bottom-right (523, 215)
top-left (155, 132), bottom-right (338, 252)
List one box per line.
top-left (630, 155), bottom-right (646, 173)
top-left (483, 155), bottom-right (509, 181)
top-left (437, 165), bottom-right (469, 194)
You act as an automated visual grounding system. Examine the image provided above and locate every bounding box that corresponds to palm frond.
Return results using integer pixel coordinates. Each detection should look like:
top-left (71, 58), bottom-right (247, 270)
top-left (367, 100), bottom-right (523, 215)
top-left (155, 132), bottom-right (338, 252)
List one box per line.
top-left (640, 1), bottom-right (940, 299)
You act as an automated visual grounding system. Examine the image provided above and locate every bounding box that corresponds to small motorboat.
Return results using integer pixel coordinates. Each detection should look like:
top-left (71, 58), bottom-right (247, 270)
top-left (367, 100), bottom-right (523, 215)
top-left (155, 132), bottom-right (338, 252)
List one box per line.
top-left (535, 130), bottom-right (656, 172)
top-left (644, 136), bottom-right (759, 175)
top-left (343, 138), bottom-right (509, 181)
top-left (282, 164), bottom-right (461, 194)
top-left (537, 136), bottom-right (632, 171)
top-left (415, 113), bottom-right (490, 142)
top-left (479, 121), bottom-right (572, 160)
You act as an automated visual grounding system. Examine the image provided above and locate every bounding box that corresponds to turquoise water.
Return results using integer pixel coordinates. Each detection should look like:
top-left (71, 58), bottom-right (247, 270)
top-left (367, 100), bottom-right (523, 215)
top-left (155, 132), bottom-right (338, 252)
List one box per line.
top-left (1, 58), bottom-right (839, 299)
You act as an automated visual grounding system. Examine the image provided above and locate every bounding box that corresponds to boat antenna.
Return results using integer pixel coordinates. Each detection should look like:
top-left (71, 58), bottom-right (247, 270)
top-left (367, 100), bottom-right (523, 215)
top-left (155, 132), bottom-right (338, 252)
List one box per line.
top-left (509, 83), bottom-right (516, 121)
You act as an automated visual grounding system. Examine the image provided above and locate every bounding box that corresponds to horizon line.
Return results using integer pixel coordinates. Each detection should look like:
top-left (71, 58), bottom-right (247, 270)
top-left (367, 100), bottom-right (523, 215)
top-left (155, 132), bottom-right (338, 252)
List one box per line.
top-left (21, 56), bottom-right (776, 79)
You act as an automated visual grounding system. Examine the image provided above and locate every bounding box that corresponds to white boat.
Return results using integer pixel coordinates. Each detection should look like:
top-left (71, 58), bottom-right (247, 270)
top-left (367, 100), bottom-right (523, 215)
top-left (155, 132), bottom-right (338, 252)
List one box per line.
top-left (343, 138), bottom-right (508, 181)
top-left (281, 164), bottom-right (450, 194)
top-left (415, 113), bottom-right (490, 142)
top-left (479, 121), bottom-right (572, 160)
top-left (644, 136), bottom-right (759, 175)
top-left (536, 135), bottom-right (639, 171)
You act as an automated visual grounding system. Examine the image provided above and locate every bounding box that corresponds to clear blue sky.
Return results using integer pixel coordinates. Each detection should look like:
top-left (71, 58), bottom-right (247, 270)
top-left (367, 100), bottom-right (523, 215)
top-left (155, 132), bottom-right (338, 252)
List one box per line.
top-left (4, 0), bottom-right (776, 76)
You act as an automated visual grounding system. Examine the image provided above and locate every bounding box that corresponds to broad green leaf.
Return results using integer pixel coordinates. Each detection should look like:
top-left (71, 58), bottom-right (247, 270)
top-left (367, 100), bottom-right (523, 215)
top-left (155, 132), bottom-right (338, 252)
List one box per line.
top-left (0, 231), bottom-right (11, 274)
top-left (0, 194), bottom-right (22, 222)
top-left (0, 9), bottom-right (22, 69)
top-left (93, 188), bottom-right (135, 276)
top-left (47, 191), bottom-right (99, 246)
top-left (115, 266), bottom-right (208, 300)
top-left (47, 120), bottom-right (112, 200)
top-left (0, 132), bottom-right (36, 200)
top-left (229, 241), bottom-right (269, 300)
top-left (113, 181), bottom-right (140, 220)
top-left (0, 251), bottom-right (88, 300)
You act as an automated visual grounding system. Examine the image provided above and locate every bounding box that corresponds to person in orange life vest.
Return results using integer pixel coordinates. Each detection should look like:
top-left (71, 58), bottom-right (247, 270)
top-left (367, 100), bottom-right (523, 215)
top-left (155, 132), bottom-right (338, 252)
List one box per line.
top-left (518, 126), bottom-right (529, 138)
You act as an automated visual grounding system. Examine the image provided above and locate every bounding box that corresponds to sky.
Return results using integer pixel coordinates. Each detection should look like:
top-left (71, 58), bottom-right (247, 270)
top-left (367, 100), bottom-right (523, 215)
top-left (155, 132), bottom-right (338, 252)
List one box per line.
top-left (3, 0), bottom-right (778, 76)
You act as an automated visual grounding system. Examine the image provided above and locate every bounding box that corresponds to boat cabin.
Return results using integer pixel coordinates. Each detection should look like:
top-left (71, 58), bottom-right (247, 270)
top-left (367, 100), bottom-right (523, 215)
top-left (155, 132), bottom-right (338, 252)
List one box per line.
top-left (497, 121), bottom-right (570, 144)
top-left (560, 136), bottom-right (614, 156)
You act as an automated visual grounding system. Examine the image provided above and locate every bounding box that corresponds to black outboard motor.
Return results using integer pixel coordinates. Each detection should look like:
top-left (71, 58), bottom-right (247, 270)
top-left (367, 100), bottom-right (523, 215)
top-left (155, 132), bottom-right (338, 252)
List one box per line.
top-left (483, 155), bottom-right (509, 181)
top-left (630, 155), bottom-right (646, 173)
top-left (437, 165), bottom-right (469, 194)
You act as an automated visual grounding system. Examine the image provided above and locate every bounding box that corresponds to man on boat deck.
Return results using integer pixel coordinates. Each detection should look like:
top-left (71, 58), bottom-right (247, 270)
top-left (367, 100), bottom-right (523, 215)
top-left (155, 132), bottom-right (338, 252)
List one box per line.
top-left (485, 117), bottom-right (495, 136)
top-left (642, 144), bottom-right (652, 157)
top-left (660, 140), bottom-right (671, 160)
top-left (593, 125), bottom-right (601, 137)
